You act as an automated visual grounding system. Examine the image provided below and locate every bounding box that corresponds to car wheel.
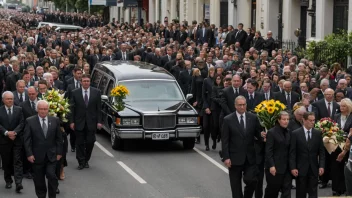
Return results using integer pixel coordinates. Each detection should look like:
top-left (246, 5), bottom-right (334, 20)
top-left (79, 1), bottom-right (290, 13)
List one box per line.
top-left (111, 124), bottom-right (124, 150)
top-left (183, 138), bottom-right (195, 150)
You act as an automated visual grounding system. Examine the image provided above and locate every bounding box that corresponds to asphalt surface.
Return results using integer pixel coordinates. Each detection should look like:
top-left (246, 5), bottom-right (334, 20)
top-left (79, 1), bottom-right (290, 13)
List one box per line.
top-left (0, 132), bottom-right (338, 198)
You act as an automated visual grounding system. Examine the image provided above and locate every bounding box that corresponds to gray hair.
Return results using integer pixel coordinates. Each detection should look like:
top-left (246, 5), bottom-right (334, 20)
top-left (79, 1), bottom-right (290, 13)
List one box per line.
top-left (43, 73), bottom-right (53, 80)
top-left (2, 91), bottom-right (14, 99)
top-left (234, 95), bottom-right (247, 105)
top-left (27, 86), bottom-right (38, 93)
top-left (36, 100), bottom-right (49, 111)
top-left (320, 79), bottom-right (330, 86)
top-left (294, 106), bottom-right (307, 115)
top-left (16, 80), bottom-right (26, 87)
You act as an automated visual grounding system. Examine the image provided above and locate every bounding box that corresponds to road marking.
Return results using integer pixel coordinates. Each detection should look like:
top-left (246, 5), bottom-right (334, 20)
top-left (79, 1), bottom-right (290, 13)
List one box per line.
top-left (117, 161), bottom-right (147, 184)
top-left (95, 142), bottom-right (114, 158)
top-left (193, 147), bottom-right (229, 174)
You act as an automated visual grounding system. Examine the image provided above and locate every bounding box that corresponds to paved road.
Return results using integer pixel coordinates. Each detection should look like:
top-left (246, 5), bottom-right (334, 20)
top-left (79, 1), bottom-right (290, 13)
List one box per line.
top-left (0, 133), bottom-right (336, 198)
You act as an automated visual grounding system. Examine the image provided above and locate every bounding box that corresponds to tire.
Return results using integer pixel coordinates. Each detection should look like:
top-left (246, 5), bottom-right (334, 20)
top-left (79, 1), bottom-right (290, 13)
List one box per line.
top-left (111, 124), bottom-right (124, 150)
top-left (183, 138), bottom-right (195, 150)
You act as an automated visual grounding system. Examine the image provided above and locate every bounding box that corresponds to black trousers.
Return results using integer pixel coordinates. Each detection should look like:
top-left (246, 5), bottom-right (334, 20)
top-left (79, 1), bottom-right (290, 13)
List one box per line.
top-left (229, 159), bottom-right (258, 198)
top-left (264, 169), bottom-right (292, 198)
top-left (75, 124), bottom-right (95, 165)
top-left (203, 112), bottom-right (213, 146)
top-left (0, 144), bottom-right (23, 184)
top-left (296, 167), bottom-right (318, 198)
top-left (32, 156), bottom-right (58, 198)
top-left (23, 145), bottom-right (32, 174)
top-left (330, 147), bottom-right (346, 193)
top-left (211, 110), bottom-right (221, 140)
top-left (320, 149), bottom-right (331, 184)
top-left (255, 162), bottom-right (264, 198)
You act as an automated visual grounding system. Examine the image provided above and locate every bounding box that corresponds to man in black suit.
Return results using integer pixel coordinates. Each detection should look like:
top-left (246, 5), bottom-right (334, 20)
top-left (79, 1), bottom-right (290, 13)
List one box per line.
top-left (311, 88), bottom-right (339, 188)
top-left (69, 74), bottom-right (102, 169)
top-left (196, 23), bottom-right (211, 45)
top-left (13, 80), bottom-right (29, 106)
top-left (289, 112), bottom-right (325, 198)
top-left (261, 79), bottom-right (276, 101)
top-left (245, 79), bottom-right (264, 112)
top-left (222, 95), bottom-right (263, 198)
top-left (224, 25), bottom-right (236, 46)
top-left (178, 61), bottom-right (193, 96)
top-left (312, 88), bottom-right (339, 121)
top-left (65, 67), bottom-right (82, 92)
top-left (275, 81), bottom-right (300, 110)
top-left (5, 61), bottom-right (21, 92)
top-left (221, 75), bottom-right (246, 116)
top-left (0, 91), bottom-right (24, 192)
top-left (20, 86), bottom-right (38, 179)
top-left (24, 100), bottom-right (62, 198)
top-left (113, 43), bottom-right (129, 61)
top-left (50, 69), bottom-right (64, 91)
top-left (235, 23), bottom-right (248, 48)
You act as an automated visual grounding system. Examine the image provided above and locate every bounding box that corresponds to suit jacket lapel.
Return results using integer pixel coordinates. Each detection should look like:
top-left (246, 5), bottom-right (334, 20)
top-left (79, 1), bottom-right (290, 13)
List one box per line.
top-left (299, 128), bottom-right (309, 150)
top-left (35, 117), bottom-right (46, 139)
top-left (232, 113), bottom-right (245, 138)
top-left (47, 117), bottom-right (53, 139)
top-left (343, 114), bottom-right (352, 132)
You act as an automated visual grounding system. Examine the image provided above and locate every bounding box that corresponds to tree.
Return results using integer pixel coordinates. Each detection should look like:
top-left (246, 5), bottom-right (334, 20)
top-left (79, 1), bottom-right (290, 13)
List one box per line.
top-left (306, 30), bottom-right (352, 68)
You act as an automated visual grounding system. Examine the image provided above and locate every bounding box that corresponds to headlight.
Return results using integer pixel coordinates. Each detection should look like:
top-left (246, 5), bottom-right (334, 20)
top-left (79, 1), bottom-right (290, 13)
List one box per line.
top-left (121, 118), bottom-right (140, 125)
top-left (178, 117), bottom-right (197, 124)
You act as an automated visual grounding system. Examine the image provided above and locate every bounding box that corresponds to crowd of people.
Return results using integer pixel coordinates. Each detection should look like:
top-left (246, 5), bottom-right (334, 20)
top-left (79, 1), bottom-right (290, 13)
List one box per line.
top-left (0, 8), bottom-right (351, 198)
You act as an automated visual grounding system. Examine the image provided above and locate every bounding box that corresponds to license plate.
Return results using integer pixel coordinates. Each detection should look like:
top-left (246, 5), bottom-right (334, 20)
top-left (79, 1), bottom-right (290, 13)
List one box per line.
top-left (152, 133), bottom-right (169, 140)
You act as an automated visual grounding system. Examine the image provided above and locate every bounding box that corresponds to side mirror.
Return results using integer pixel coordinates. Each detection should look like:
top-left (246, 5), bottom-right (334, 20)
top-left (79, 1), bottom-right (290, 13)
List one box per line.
top-left (186, 94), bottom-right (193, 101)
top-left (101, 95), bottom-right (108, 101)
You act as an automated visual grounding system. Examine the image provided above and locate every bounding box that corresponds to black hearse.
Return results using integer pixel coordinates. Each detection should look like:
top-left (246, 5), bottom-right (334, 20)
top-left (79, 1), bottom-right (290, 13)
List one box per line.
top-left (91, 61), bottom-right (201, 150)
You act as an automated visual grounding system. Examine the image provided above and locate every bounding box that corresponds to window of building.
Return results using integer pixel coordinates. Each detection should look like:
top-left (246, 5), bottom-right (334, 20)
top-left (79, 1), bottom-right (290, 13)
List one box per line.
top-left (311, 0), bottom-right (316, 37)
top-left (333, 0), bottom-right (349, 33)
top-left (251, 0), bottom-right (256, 28)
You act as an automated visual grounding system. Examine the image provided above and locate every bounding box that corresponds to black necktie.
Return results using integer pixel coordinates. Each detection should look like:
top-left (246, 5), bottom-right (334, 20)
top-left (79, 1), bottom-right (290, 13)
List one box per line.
top-left (287, 93), bottom-right (291, 109)
top-left (31, 102), bottom-right (36, 111)
top-left (19, 94), bottom-right (23, 102)
top-left (42, 118), bottom-right (47, 138)
top-left (240, 115), bottom-right (245, 131)
top-left (76, 81), bottom-right (79, 89)
top-left (249, 94), bottom-right (253, 109)
top-left (235, 88), bottom-right (239, 95)
top-left (8, 108), bottom-right (12, 121)
top-left (328, 102), bottom-right (331, 117)
top-left (307, 130), bottom-right (311, 147)
top-left (265, 93), bottom-right (268, 100)
top-left (84, 90), bottom-right (89, 107)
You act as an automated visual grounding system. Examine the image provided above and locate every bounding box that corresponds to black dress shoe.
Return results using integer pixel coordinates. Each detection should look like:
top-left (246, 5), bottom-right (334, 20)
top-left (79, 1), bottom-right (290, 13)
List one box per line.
top-left (5, 182), bottom-right (12, 189)
top-left (24, 172), bottom-right (33, 179)
top-left (205, 146), bottom-right (209, 151)
top-left (15, 184), bottom-right (23, 193)
top-left (71, 148), bottom-right (75, 152)
top-left (77, 165), bottom-right (84, 170)
top-left (56, 188), bottom-right (60, 194)
top-left (319, 183), bottom-right (328, 189)
top-left (84, 162), bottom-right (90, 168)
top-left (212, 142), bottom-right (216, 150)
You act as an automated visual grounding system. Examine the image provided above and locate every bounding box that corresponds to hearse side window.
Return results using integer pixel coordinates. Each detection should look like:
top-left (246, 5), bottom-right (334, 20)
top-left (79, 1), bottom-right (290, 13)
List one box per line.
top-left (106, 80), bottom-right (114, 96)
top-left (91, 70), bottom-right (103, 87)
top-left (98, 76), bottom-right (108, 93)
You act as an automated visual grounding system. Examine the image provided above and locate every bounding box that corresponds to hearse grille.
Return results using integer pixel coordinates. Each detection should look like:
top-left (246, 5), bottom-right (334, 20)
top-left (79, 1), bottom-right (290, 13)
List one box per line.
top-left (143, 115), bottom-right (176, 129)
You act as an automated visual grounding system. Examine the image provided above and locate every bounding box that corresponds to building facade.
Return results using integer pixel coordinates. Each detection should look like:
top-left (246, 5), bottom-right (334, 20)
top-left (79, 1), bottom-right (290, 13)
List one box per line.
top-left (109, 0), bottom-right (351, 43)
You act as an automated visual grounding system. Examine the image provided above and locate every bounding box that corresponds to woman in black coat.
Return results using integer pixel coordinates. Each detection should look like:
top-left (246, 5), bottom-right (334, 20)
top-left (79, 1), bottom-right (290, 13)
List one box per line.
top-left (191, 67), bottom-right (206, 144)
top-left (264, 111), bottom-right (292, 198)
top-left (202, 67), bottom-right (215, 151)
top-left (210, 74), bottom-right (224, 149)
top-left (332, 98), bottom-right (352, 196)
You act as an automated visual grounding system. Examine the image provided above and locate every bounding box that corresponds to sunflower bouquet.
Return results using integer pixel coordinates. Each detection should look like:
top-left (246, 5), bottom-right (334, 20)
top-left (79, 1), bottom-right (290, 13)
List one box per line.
top-left (254, 100), bottom-right (286, 130)
top-left (110, 85), bottom-right (129, 111)
top-left (42, 89), bottom-right (70, 122)
top-left (315, 117), bottom-right (346, 153)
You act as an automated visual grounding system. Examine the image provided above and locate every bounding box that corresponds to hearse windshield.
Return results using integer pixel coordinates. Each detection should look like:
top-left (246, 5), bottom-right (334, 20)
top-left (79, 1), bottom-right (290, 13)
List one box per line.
top-left (119, 80), bottom-right (184, 101)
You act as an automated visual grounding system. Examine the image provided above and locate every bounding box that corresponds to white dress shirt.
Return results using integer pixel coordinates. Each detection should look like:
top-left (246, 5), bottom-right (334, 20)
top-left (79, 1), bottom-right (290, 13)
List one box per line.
top-left (325, 99), bottom-right (333, 112)
top-left (82, 87), bottom-right (90, 100)
top-left (341, 114), bottom-right (348, 129)
top-left (233, 87), bottom-right (240, 94)
top-left (74, 79), bottom-right (80, 88)
top-left (18, 92), bottom-right (26, 101)
top-left (38, 115), bottom-right (48, 129)
top-left (4, 106), bottom-right (14, 136)
top-left (303, 126), bottom-right (312, 141)
top-left (236, 111), bottom-right (246, 129)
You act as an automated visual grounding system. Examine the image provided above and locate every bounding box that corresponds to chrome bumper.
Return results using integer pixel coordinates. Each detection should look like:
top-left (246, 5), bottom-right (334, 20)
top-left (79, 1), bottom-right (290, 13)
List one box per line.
top-left (115, 127), bottom-right (201, 139)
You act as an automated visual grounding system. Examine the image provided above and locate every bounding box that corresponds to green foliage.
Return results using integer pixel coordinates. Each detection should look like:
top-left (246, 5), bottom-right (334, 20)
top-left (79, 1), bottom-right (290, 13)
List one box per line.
top-left (306, 30), bottom-right (352, 67)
